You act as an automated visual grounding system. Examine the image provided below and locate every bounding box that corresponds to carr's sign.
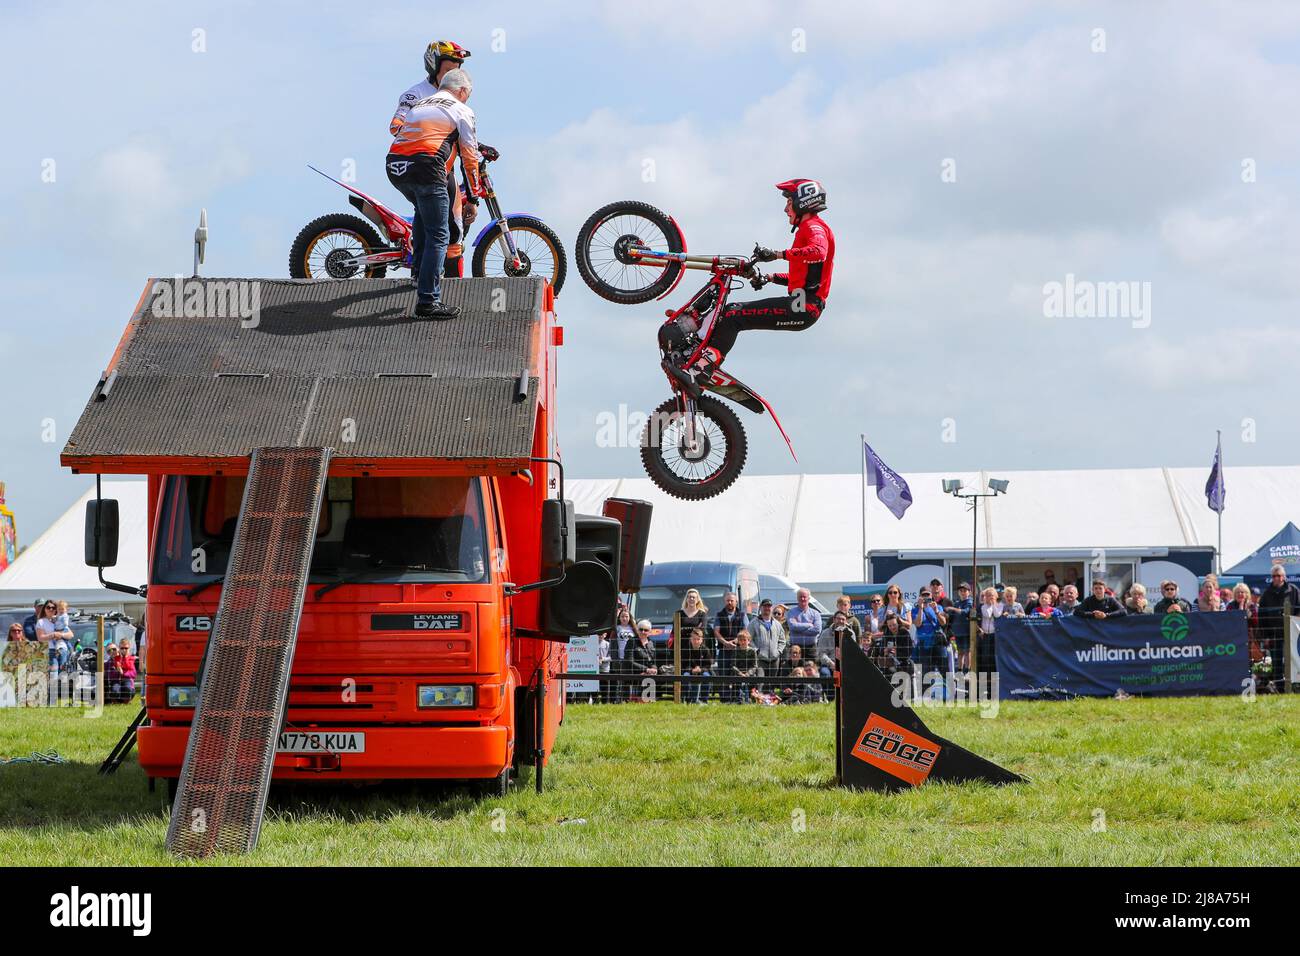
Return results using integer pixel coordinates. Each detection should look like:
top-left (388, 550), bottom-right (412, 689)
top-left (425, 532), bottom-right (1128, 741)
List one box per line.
top-left (371, 612), bottom-right (465, 632)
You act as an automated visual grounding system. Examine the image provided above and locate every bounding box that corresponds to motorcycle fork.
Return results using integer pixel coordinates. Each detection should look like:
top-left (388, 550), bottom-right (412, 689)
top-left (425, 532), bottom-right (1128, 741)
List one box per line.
top-left (481, 176), bottom-right (522, 268)
top-left (678, 393), bottom-right (702, 459)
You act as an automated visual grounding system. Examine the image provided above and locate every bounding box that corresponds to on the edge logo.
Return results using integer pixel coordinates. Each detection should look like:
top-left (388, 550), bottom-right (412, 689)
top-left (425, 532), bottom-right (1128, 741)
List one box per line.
top-left (49, 886), bottom-right (152, 936)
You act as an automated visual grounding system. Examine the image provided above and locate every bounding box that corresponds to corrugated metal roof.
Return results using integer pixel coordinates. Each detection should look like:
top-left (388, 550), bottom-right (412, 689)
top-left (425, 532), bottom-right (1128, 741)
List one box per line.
top-left (62, 277), bottom-right (544, 464)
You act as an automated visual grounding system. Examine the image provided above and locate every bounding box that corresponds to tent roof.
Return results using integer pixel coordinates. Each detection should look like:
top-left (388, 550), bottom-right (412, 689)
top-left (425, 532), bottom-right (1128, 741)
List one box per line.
top-left (0, 480), bottom-right (148, 609)
top-left (573, 465), bottom-right (1300, 581)
top-left (5, 466), bottom-right (1296, 594)
top-left (1223, 521), bottom-right (1300, 577)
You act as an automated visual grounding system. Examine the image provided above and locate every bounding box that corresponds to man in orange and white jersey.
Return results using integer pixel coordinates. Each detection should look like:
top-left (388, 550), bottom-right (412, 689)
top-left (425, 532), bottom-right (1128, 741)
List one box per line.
top-left (390, 41), bottom-right (482, 280)
top-left (386, 69), bottom-right (484, 319)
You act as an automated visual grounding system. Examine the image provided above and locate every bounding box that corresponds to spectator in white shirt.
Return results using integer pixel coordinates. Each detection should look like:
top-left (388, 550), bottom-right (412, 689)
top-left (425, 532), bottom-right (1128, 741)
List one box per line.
top-left (786, 588), bottom-right (822, 650)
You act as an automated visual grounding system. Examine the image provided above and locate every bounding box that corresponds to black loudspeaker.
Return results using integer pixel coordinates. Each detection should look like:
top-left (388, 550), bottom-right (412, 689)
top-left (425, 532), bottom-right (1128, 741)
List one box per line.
top-left (602, 497), bottom-right (653, 593)
top-left (541, 515), bottom-right (620, 636)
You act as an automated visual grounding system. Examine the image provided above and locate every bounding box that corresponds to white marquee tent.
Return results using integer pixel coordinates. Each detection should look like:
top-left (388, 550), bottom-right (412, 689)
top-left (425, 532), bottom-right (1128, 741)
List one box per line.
top-left (0, 480), bottom-right (148, 616)
top-left (1, 467), bottom-right (1296, 610)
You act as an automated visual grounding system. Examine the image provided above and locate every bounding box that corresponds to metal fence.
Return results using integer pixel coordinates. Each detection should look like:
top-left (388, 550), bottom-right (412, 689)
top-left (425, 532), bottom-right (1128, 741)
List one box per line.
top-left (0, 615), bottom-right (141, 708)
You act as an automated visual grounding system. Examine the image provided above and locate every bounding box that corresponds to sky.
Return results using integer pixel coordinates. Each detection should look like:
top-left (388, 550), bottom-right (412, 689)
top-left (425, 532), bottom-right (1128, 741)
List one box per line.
top-left (2, 0), bottom-right (1300, 540)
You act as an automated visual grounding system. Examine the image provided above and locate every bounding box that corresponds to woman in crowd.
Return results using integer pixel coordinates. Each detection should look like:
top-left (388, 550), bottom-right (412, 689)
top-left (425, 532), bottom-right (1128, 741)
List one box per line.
top-left (1228, 582), bottom-right (1263, 670)
top-left (1030, 590), bottom-right (1062, 618)
top-left (606, 606), bottom-right (637, 703)
top-left (33, 599), bottom-right (74, 674)
top-left (1001, 585), bottom-right (1025, 617)
top-left (772, 603), bottom-right (788, 629)
top-left (1197, 574), bottom-right (1219, 612)
top-left (627, 619), bottom-right (659, 688)
top-left (881, 585), bottom-right (912, 631)
top-left (104, 643), bottom-right (124, 702)
top-left (1228, 582), bottom-right (1256, 616)
top-left (679, 588), bottom-right (709, 640)
top-left (1125, 582), bottom-right (1154, 614)
top-left (880, 611), bottom-right (913, 677)
top-left (115, 638), bottom-right (139, 702)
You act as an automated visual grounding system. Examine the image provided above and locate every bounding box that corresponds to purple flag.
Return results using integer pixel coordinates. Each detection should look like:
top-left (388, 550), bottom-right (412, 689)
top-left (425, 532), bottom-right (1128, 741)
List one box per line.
top-left (864, 441), bottom-right (913, 520)
top-left (1205, 434), bottom-right (1225, 514)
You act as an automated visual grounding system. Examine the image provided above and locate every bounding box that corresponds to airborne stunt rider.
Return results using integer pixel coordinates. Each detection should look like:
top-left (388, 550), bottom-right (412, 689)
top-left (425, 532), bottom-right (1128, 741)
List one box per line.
top-left (690, 178), bottom-right (835, 383)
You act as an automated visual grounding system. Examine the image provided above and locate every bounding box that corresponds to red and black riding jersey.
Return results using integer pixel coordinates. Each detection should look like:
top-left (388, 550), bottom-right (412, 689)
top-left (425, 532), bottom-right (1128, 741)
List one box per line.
top-left (771, 214), bottom-right (834, 311)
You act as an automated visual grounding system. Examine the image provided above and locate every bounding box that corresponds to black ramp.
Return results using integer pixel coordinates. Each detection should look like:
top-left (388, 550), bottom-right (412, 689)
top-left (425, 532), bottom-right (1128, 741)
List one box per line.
top-left (62, 278), bottom-right (544, 465)
top-left (837, 636), bottom-right (1023, 793)
top-left (165, 446), bottom-right (331, 857)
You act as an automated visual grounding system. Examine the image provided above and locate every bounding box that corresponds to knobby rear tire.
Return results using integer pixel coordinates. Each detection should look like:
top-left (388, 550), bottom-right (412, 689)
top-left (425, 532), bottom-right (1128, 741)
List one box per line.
top-left (640, 394), bottom-right (748, 501)
top-left (575, 200), bottom-right (683, 304)
top-left (289, 213), bottom-right (388, 279)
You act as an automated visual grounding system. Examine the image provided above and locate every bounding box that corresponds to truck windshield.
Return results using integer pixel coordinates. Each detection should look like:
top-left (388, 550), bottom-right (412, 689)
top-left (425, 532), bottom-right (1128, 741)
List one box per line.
top-left (153, 475), bottom-right (489, 585)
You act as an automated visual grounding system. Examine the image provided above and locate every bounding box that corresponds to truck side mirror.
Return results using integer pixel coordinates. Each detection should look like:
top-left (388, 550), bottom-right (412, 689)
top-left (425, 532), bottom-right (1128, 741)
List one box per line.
top-left (540, 498), bottom-right (576, 570)
top-left (85, 499), bottom-right (120, 568)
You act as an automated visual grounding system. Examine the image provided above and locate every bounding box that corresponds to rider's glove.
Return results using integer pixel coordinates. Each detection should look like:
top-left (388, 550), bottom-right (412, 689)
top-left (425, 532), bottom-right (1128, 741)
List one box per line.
top-left (749, 274), bottom-right (768, 291)
top-left (753, 245), bottom-right (782, 263)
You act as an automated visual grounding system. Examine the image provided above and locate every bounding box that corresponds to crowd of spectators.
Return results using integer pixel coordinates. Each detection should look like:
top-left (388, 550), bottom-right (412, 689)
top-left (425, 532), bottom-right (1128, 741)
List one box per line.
top-left (2, 598), bottom-right (139, 704)
top-left (588, 563), bottom-right (1299, 702)
top-left (594, 587), bottom-right (838, 704)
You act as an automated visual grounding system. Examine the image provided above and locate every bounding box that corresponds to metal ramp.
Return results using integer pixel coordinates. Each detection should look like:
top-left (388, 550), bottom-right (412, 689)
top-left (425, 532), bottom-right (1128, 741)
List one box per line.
top-left (165, 446), bottom-right (331, 857)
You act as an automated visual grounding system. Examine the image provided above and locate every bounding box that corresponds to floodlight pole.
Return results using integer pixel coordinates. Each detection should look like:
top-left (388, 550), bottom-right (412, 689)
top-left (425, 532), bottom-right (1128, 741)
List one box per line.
top-left (948, 483), bottom-right (1008, 684)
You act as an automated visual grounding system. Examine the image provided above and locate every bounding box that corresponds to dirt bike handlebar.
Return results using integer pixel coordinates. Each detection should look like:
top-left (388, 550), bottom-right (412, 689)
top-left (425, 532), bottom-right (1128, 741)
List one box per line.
top-left (629, 246), bottom-right (757, 274)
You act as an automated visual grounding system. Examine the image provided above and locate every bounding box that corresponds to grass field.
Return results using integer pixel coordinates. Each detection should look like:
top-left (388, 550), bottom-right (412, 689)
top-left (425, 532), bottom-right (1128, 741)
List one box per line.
top-left (1, 696), bottom-right (1297, 866)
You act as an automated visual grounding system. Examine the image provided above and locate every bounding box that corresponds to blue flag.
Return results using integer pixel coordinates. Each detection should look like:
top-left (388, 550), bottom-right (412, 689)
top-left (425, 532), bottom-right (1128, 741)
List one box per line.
top-left (864, 441), bottom-right (913, 520)
top-left (1205, 434), bottom-right (1225, 514)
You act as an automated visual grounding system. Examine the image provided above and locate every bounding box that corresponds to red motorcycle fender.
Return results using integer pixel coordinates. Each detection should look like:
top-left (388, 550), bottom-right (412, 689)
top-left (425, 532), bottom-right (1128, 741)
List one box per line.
top-left (706, 372), bottom-right (798, 463)
top-left (309, 165), bottom-right (411, 243)
top-left (655, 214), bottom-right (690, 301)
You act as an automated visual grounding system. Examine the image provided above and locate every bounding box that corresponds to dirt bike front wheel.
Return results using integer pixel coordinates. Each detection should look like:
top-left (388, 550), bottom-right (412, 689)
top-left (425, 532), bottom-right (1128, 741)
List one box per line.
top-left (640, 394), bottom-right (748, 501)
top-left (289, 213), bottom-right (389, 279)
top-left (575, 200), bottom-right (684, 304)
top-left (471, 215), bottom-right (567, 293)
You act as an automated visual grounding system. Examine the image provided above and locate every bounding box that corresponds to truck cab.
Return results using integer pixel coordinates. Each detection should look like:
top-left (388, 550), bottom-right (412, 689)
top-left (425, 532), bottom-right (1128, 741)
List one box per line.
top-left (140, 472), bottom-right (531, 783)
top-left (62, 276), bottom-right (649, 829)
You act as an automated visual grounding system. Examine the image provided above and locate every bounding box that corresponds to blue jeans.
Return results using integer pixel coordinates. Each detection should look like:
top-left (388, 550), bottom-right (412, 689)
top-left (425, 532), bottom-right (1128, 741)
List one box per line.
top-left (48, 644), bottom-right (70, 672)
top-left (687, 670), bottom-right (711, 703)
top-left (394, 179), bottom-right (451, 304)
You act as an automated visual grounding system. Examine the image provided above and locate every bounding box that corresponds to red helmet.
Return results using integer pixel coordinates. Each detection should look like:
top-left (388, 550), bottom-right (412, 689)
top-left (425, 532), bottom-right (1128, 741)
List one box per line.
top-left (775, 178), bottom-right (827, 214)
top-left (424, 40), bottom-right (471, 78)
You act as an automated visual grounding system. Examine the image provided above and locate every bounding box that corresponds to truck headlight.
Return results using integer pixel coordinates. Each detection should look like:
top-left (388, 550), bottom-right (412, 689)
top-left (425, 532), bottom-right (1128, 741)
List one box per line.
top-left (417, 684), bottom-right (474, 708)
top-left (168, 685), bottom-right (198, 708)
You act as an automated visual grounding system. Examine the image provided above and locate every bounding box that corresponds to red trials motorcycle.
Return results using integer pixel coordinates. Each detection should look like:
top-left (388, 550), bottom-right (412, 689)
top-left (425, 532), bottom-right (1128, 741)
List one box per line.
top-left (574, 200), bottom-right (796, 501)
top-left (289, 147), bottom-right (566, 292)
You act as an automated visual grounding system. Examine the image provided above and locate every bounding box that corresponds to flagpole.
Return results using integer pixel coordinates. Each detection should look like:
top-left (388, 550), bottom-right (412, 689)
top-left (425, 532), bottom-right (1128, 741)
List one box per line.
top-left (860, 434), bottom-right (868, 583)
top-left (1217, 429), bottom-right (1223, 575)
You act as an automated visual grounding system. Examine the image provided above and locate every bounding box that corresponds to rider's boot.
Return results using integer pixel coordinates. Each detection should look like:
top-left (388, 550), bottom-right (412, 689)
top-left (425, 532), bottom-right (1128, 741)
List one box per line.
top-left (689, 347), bottom-right (723, 387)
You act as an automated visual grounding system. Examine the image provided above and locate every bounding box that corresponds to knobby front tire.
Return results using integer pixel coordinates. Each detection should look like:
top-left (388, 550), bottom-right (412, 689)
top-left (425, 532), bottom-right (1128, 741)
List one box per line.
top-left (471, 215), bottom-right (568, 294)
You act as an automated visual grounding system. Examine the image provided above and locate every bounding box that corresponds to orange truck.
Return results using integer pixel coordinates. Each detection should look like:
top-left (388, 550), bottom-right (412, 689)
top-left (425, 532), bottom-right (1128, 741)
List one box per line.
top-left (64, 277), bottom-right (649, 814)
